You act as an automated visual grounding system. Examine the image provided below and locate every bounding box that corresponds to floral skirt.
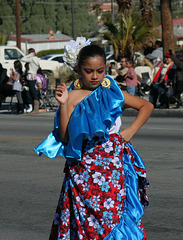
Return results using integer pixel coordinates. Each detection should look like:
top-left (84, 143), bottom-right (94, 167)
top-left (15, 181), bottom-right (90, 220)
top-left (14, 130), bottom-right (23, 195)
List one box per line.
top-left (49, 133), bottom-right (149, 240)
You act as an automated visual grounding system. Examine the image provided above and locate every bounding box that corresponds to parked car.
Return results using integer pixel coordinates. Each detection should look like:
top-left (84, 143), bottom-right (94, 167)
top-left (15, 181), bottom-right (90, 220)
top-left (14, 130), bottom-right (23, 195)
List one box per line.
top-left (0, 46), bottom-right (60, 77)
top-left (41, 54), bottom-right (65, 66)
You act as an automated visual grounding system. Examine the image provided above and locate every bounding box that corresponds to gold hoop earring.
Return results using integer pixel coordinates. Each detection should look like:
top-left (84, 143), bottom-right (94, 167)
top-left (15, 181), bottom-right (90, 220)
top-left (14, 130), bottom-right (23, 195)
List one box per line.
top-left (101, 77), bottom-right (111, 88)
top-left (74, 79), bottom-right (83, 90)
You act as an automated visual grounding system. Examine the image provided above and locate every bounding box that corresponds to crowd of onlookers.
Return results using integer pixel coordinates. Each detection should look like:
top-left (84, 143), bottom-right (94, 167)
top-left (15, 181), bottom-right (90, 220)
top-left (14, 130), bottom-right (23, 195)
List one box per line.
top-left (107, 40), bottom-right (183, 109)
top-left (0, 48), bottom-right (47, 114)
top-left (0, 42), bottom-right (183, 113)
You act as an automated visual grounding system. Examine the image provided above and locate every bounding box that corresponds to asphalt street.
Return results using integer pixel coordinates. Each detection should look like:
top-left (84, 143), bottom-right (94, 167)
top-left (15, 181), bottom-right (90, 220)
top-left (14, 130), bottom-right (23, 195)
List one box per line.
top-left (0, 112), bottom-right (183, 240)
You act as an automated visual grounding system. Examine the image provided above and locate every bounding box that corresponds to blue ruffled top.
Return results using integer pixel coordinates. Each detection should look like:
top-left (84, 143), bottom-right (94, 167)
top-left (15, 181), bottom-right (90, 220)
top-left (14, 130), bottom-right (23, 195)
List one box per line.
top-left (35, 76), bottom-right (124, 160)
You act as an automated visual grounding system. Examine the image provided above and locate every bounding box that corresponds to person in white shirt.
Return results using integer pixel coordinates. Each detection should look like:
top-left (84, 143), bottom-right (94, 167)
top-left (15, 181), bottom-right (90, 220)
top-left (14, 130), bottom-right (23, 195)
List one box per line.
top-left (21, 48), bottom-right (40, 114)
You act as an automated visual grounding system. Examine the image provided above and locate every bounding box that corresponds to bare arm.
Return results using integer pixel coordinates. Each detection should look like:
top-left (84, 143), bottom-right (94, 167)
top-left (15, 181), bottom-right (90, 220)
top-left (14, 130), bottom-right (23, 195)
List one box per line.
top-left (55, 83), bottom-right (70, 143)
top-left (120, 91), bottom-right (154, 143)
top-left (125, 74), bottom-right (133, 79)
top-left (37, 82), bottom-right (42, 89)
top-left (10, 71), bottom-right (18, 81)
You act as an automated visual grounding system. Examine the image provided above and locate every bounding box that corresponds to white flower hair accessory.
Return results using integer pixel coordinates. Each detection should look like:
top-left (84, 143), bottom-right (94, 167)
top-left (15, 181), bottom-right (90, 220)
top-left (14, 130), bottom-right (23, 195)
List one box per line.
top-left (63, 37), bottom-right (91, 69)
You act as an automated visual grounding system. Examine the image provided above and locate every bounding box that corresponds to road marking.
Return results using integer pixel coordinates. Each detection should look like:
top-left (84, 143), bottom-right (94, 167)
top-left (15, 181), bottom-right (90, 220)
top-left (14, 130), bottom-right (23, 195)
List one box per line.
top-left (0, 138), bottom-right (43, 142)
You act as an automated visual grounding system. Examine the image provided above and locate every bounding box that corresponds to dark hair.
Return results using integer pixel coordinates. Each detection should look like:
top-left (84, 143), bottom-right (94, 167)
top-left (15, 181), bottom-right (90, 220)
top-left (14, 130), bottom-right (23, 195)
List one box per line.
top-left (155, 40), bottom-right (162, 47)
top-left (14, 60), bottom-right (22, 70)
top-left (28, 48), bottom-right (35, 54)
top-left (126, 59), bottom-right (133, 65)
top-left (14, 60), bottom-right (23, 82)
top-left (77, 45), bottom-right (106, 69)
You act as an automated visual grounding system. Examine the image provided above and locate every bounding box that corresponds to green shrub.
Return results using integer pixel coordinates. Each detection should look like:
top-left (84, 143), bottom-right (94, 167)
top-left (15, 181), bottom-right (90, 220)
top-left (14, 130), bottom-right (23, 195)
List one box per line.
top-left (58, 66), bottom-right (79, 84)
top-left (37, 49), bottom-right (64, 57)
top-left (47, 66), bottom-right (79, 89)
top-left (0, 34), bottom-right (8, 45)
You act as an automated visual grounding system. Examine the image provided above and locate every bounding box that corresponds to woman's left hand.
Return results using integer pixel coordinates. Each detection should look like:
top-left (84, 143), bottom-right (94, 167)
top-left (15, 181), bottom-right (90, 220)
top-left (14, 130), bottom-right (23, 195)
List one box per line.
top-left (119, 127), bottom-right (135, 144)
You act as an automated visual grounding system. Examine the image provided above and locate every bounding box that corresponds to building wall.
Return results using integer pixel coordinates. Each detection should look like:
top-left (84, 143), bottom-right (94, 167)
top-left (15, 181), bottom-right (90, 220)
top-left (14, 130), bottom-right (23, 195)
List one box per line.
top-left (7, 40), bottom-right (70, 54)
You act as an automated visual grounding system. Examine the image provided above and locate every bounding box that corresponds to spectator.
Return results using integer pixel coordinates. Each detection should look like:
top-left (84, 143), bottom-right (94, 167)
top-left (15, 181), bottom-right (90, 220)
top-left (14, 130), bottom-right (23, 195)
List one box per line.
top-left (124, 59), bottom-right (137, 95)
top-left (145, 40), bottom-right (163, 63)
top-left (22, 65), bottom-right (46, 113)
top-left (22, 63), bottom-right (33, 113)
top-left (21, 48), bottom-right (40, 114)
top-left (10, 60), bottom-right (24, 114)
top-left (108, 57), bottom-right (128, 90)
top-left (0, 63), bottom-right (14, 107)
top-left (35, 68), bottom-right (44, 100)
top-left (149, 53), bottom-right (175, 108)
top-left (168, 49), bottom-right (183, 108)
top-left (107, 62), bottom-right (118, 79)
top-left (114, 57), bottom-right (128, 81)
top-left (143, 41), bottom-right (154, 56)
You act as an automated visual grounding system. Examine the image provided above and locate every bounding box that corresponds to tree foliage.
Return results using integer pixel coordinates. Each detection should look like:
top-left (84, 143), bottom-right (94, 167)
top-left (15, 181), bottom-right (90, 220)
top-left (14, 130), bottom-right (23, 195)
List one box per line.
top-left (102, 11), bottom-right (153, 59)
top-left (0, 0), bottom-right (99, 38)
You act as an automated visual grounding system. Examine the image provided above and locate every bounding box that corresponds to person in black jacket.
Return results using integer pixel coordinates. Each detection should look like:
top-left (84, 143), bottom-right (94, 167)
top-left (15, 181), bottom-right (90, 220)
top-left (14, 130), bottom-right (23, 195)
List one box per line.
top-left (0, 63), bottom-right (14, 107)
top-left (168, 49), bottom-right (183, 108)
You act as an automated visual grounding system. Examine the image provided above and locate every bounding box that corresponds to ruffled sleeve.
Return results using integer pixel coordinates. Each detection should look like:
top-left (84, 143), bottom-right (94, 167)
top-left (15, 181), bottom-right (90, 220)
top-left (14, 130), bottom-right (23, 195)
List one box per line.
top-left (35, 76), bottom-right (124, 160)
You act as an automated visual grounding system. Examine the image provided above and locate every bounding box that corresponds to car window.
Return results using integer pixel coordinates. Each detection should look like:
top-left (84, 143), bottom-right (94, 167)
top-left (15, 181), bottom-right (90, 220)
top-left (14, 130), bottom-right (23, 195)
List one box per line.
top-left (4, 49), bottom-right (24, 60)
top-left (52, 56), bottom-right (64, 63)
top-left (41, 56), bottom-right (51, 60)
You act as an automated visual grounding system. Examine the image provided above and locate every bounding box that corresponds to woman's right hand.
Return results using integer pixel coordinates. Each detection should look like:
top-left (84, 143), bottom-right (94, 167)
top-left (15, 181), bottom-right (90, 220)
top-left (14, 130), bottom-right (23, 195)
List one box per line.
top-left (55, 83), bottom-right (69, 104)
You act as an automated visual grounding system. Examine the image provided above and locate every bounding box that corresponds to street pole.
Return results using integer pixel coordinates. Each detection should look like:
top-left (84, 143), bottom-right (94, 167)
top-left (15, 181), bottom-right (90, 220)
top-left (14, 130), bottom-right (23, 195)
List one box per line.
top-left (71, 0), bottom-right (75, 40)
top-left (111, 0), bottom-right (114, 24)
top-left (16, 0), bottom-right (21, 49)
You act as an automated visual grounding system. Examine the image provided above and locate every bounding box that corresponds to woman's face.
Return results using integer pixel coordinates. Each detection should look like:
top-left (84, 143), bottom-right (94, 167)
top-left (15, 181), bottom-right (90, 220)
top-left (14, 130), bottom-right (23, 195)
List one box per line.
top-left (79, 56), bottom-right (106, 90)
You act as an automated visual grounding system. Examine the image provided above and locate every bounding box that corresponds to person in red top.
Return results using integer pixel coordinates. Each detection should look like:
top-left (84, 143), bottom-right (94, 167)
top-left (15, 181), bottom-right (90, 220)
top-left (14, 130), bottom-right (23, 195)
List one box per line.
top-left (124, 59), bottom-right (137, 95)
top-left (149, 53), bottom-right (175, 108)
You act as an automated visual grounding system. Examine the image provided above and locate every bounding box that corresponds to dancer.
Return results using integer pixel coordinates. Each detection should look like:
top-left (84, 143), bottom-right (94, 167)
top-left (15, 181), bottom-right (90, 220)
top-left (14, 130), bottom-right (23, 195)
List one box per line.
top-left (35, 37), bottom-right (154, 240)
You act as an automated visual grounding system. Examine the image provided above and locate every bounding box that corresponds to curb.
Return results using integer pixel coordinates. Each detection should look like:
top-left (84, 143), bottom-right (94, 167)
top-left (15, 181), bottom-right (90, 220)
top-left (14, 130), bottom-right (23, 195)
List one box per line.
top-left (1, 100), bottom-right (183, 118)
top-left (123, 108), bottom-right (183, 118)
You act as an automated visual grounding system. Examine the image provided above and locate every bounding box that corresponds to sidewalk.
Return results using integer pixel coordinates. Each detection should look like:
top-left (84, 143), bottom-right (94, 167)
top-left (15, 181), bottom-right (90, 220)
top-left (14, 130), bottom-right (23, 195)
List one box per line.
top-left (1, 97), bottom-right (183, 118)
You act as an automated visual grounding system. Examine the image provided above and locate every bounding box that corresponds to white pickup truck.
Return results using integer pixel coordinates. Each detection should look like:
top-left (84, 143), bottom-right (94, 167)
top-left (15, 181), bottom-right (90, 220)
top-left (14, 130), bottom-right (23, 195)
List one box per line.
top-left (0, 46), bottom-right (60, 77)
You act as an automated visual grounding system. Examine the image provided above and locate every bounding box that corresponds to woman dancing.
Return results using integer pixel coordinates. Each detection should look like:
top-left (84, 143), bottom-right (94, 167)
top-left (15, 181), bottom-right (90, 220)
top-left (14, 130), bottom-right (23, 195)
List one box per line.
top-left (35, 37), bottom-right (154, 240)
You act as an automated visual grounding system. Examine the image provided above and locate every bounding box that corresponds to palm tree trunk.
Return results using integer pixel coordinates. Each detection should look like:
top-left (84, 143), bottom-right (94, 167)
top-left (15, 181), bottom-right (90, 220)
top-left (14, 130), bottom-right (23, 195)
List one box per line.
top-left (140, 0), bottom-right (154, 27)
top-left (116, 0), bottom-right (133, 15)
top-left (160, 0), bottom-right (175, 55)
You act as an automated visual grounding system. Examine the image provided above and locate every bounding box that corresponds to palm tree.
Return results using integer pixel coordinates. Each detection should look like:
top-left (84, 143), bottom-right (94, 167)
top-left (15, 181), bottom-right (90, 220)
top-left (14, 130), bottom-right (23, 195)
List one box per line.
top-left (139, 0), bottom-right (154, 27)
top-left (116, 0), bottom-right (133, 15)
top-left (102, 12), bottom-right (153, 60)
top-left (160, 0), bottom-right (174, 54)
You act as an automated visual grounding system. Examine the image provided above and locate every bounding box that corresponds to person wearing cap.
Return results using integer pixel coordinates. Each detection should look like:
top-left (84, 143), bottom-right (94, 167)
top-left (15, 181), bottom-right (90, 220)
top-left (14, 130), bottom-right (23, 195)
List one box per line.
top-left (149, 52), bottom-right (175, 108)
top-left (168, 49), bottom-right (183, 108)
